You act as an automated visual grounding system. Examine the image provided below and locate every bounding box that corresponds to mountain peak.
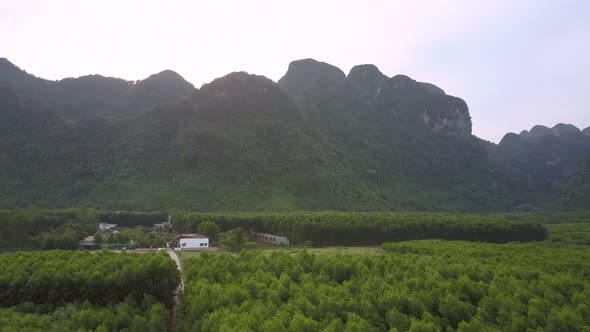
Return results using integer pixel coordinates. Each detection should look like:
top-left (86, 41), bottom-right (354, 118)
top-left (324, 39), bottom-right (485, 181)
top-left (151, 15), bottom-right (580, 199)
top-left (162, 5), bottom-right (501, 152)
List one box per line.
top-left (347, 64), bottom-right (386, 81)
top-left (552, 123), bottom-right (581, 136)
top-left (201, 71), bottom-right (284, 99)
top-left (521, 124), bottom-right (582, 138)
top-left (142, 69), bottom-right (190, 84)
top-left (527, 125), bottom-right (552, 138)
top-left (0, 58), bottom-right (20, 71)
top-left (0, 58), bottom-right (41, 85)
top-left (346, 64), bottom-right (387, 99)
top-left (132, 69), bottom-right (195, 104)
top-left (390, 74), bottom-right (414, 88)
top-left (499, 132), bottom-right (525, 147)
top-left (278, 58), bottom-right (346, 97)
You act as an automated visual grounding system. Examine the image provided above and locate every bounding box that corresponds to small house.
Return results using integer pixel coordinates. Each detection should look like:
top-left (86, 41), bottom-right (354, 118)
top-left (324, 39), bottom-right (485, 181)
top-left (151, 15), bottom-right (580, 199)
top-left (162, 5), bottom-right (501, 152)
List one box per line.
top-left (78, 236), bottom-right (96, 250)
top-left (175, 234), bottom-right (209, 249)
top-left (154, 221), bottom-right (171, 230)
top-left (99, 223), bottom-right (118, 231)
top-left (256, 233), bottom-right (290, 245)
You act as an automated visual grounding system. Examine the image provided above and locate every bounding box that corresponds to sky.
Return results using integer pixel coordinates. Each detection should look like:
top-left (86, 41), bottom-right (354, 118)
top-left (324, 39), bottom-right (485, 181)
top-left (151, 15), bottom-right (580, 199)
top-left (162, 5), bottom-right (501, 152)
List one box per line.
top-left (0, 0), bottom-right (588, 142)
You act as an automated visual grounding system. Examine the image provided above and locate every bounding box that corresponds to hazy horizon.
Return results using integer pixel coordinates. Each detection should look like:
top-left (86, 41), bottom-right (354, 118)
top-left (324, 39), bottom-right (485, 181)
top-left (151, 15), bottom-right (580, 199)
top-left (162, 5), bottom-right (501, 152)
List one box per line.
top-left (1, 0), bottom-right (588, 142)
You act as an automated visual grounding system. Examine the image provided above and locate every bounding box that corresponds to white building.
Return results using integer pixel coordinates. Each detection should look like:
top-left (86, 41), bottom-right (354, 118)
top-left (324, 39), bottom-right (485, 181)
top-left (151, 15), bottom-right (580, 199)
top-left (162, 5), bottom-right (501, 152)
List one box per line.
top-left (153, 221), bottom-right (171, 230)
top-left (99, 223), bottom-right (118, 231)
top-left (176, 234), bottom-right (209, 249)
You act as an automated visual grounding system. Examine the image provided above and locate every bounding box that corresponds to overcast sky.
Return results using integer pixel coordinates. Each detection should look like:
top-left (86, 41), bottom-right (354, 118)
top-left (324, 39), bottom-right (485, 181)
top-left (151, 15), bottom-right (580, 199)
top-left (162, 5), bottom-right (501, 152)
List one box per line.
top-left (0, 0), bottom-right (588, 142)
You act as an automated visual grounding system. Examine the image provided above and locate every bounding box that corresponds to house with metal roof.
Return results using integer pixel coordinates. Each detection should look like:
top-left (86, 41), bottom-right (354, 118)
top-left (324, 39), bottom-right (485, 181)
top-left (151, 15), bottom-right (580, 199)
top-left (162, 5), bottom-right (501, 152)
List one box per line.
top-left (175, 234), bottom-right (209, 249)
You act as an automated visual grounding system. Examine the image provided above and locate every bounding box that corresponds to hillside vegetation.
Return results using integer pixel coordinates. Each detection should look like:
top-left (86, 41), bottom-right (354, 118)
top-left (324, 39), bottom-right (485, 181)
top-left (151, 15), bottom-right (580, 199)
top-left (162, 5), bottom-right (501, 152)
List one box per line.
top-left (0, 58), bottom-right (588, 211)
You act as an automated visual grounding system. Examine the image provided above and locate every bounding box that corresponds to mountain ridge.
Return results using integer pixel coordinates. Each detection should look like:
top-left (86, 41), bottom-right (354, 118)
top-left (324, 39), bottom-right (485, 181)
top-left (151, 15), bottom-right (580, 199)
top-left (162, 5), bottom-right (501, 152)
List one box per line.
top-left (0, 57), bottom-right (588, 211)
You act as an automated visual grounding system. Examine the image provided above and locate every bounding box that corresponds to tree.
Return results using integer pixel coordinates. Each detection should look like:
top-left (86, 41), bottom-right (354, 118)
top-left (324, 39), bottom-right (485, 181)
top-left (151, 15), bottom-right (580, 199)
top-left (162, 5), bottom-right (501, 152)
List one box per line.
top-left (220, 228), bottom-right (244, 251)
top-left (198, 221), bottom-right (220, 245)
top-left (76, 208), bottom-right (98, 225)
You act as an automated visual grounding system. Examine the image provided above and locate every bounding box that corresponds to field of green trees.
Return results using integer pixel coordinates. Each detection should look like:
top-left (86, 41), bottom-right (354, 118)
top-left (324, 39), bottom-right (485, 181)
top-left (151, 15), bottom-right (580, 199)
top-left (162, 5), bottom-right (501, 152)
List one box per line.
top-left (1, 209), bottom-right (589, 331)
top-left (173, 211), bottom-right (549, 245)
top-left (0, 251), bottom-right (180, 331)
top-left (179, 239), bottom-right (590, 331)
top-left (2, 209), bottom-right (572, 250)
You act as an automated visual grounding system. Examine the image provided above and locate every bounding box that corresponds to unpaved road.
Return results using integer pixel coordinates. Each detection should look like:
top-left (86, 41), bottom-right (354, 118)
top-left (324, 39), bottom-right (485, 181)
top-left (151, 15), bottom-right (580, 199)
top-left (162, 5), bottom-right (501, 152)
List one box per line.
top-left (167, 249), bottom-right (184, 332)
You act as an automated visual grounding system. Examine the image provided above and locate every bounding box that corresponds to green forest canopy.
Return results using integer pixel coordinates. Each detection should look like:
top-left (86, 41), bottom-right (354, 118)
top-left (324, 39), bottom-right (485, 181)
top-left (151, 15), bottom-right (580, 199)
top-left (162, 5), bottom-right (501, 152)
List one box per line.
top-left (180, 241), bottom-right (590, 331)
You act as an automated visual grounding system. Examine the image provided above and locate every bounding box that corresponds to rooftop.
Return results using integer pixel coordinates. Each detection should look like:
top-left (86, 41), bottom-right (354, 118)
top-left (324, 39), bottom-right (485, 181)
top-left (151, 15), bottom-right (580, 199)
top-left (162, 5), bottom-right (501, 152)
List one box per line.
top-left (176, 234), bottom-right (208, 239)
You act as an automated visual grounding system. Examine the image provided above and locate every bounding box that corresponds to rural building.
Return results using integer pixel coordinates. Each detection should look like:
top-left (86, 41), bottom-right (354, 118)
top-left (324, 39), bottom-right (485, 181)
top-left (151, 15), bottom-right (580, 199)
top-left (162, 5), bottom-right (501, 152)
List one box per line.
top-left (78, 236), bottom-right (96, 250)
top-left (256, 233), bottom-right (289, 245)
top-left (175, 234), bottom-right (209, 249)
top-left (99, 223), bottom-right (118, 231)
top-left (154, 221), bottom-right (171, 230)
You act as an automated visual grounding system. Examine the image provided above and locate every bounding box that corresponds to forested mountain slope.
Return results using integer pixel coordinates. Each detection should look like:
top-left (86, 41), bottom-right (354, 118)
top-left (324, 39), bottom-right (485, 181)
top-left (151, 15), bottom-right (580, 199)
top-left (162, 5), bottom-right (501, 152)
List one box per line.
top-left (492, 123), bottom-right (590, 207)
top-left (278, 59), bottom-right (530, 210)
top-left (0, 58), bottom-right (587, 211)
top-left (495, 124), bottom-right (590, 188)
top-left (560, 159), bottom-right (590, 208)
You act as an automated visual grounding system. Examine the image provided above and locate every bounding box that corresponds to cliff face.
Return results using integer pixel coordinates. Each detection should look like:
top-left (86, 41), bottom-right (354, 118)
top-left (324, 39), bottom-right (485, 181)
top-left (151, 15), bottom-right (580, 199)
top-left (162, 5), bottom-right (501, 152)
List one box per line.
top-left (278, 59), bottom-right (516, 211)
top-left (279, 60), bottom-right (471, 137)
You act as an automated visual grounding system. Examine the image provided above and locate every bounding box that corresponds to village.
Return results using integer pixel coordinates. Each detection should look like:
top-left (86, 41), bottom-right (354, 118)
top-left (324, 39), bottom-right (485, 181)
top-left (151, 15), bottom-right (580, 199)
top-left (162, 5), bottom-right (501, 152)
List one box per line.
top-left (77, 220), bottom-right (290, 252)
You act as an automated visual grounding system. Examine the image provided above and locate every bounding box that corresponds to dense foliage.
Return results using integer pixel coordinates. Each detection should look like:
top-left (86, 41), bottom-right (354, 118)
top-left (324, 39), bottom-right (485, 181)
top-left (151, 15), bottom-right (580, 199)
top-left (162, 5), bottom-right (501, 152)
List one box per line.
top-left (497, 210), bottom-right (590, 224)
top-left (546, 223), bottom-right (590, 245)
top-left (180, 241), bottom-right (590, 331)
top-left (0, 301), bottom-right (169, 332)
top-left (4, 209), bottom-right (576, 250)
top-left (0, 209), bottom-right (169, 250)
top-left (0, 251), bottom-right (180, 308)
top-left (560, 159), bottom-right (590, 209)
top-left (173, 212), bottom-right (548, 245)
top-left (98, 226), bottom-right (173, 248)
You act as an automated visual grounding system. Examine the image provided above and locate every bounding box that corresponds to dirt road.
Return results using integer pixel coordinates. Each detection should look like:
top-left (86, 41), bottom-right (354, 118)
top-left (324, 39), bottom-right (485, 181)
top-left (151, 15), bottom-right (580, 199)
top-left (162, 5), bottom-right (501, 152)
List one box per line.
top-left (167, 249), bottom-right (184, 331)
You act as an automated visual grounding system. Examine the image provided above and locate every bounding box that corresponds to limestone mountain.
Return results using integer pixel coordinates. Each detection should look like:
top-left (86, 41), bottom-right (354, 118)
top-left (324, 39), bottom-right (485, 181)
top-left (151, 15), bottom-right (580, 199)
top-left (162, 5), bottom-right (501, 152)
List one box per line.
top-left (496, 124), bottom-right (590, 195)
top-left (0, 57), bottom-right (588, 211)
top-left (0, 63), bottom-right (379, 210)
top-left (0, 58), bottom-right (195, 119)
top-left (278, 59), bottom-right (525, 210)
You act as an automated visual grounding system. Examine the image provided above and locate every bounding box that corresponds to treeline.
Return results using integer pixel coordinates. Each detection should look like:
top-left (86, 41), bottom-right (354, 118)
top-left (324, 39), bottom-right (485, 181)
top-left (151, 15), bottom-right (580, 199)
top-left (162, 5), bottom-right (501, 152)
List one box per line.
top-left (0, 301), bottom-right (169, 332)
top-left (172, 212), bottom-right (549, 245)
top-left (0, 251), bottom-right (180, 308)
top-left (0, 209), bottom-right (169, 250)
top-left (180, 241), bottom-right (590, 331)
top-left (498, 210), bottom-right (590, 224)
top-left (6, 209), bottom-right (586, 249)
